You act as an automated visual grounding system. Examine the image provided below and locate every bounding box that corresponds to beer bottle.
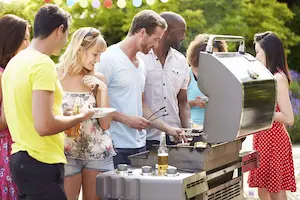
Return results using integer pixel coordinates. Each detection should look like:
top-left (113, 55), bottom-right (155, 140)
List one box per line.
top-left (73, 97), bottom-right (81, 114)
top-left (158, 132), bottom-right (168, 176)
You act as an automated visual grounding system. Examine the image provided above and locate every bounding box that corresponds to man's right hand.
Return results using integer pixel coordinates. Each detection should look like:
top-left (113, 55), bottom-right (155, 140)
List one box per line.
top-left (125, 116), bottom-right (150, 131)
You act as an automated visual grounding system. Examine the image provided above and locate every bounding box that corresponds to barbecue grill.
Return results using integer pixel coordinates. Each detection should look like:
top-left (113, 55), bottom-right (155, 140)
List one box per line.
top-left (96, 35), bottom-right (276, 200)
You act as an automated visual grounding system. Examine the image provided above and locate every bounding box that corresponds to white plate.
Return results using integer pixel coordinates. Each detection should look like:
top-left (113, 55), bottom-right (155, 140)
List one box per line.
top-left (92, 108), bottom-right (116, 118)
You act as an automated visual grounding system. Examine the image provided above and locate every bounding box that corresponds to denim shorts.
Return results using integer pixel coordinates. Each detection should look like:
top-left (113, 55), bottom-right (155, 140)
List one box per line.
top-left (64, 157), bottom-right (114, 177)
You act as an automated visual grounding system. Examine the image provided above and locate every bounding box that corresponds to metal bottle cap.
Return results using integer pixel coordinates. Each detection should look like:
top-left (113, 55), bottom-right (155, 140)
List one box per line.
top-left (117, 164), bottom-right (128, 171)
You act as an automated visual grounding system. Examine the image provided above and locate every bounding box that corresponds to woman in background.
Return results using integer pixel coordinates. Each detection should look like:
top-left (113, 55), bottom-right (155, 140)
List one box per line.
top-left (248, 31), bottom-right (296, 200)
top-left (186, 34), bottom-right (227, 126)
top-left (0, 14), bottom-right (30, 200)
top-left (57, 27), bottom-right (115, 200)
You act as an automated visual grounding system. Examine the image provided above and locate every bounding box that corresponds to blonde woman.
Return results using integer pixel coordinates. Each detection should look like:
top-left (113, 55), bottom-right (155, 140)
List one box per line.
top-left (57, 27), bottom-right (116, 200)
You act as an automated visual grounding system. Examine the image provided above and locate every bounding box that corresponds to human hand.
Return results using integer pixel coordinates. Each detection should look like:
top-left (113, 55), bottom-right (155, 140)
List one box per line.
top-left (125, 116), bottom-right (150, 131)
top-left (198, 96), bottom-right (209, 102)
top-left (82, 75), bottom-right (107, 91)
top-left (63, 108), bottom-right (73, 116)
top-left (193, 96), bottom-right (208, 108)
top-left (80, 103), bottom-right (95, 120)
top-left (166, 127), bottom-right (187, 143)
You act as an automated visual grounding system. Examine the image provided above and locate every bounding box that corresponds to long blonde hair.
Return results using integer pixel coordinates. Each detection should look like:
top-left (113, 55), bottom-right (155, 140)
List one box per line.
top-left (57, 27), bottom-right (107, 80)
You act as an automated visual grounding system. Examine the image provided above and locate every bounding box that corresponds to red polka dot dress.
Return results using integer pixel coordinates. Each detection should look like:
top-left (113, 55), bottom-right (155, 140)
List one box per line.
top-left (248, 104), bottom-right (296, 193)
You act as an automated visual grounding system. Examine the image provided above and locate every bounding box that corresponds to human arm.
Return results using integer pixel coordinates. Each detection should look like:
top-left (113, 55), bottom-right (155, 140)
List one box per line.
top-left (178, 89), bottom-right (191, 128)
top-left (32, 60), bottom-right (94, 136)
top-left (0, 73), bottom-right (7, 131)
top-left (113, 111), bottom-right (150, 131)
top-left (95, 54), bottom-right (150, 131)
top-left (189, 97), bottom-right (206, 108)
top-left (142, 94), bottom-right (183, 141)
top-left (32, 90), bottom-right (94, 136)
top-left (179, 61), bottom-right (191, 128)
top-left (82, 73), bottom-right (112, 130)
top-left (273, 73), bottom-right (294, 126)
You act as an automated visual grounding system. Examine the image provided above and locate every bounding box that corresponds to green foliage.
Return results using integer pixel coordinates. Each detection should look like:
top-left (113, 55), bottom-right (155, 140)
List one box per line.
top-left (287, 2), bottom-right (300, 71)
top-left (1, 0), bottom-right (300, 142)
top-left (1, 0), bottom-right (298, 57)
top-left (287, 71), bottom-right (300, 143)
top-left (288, 115), bottom-right (300, 143)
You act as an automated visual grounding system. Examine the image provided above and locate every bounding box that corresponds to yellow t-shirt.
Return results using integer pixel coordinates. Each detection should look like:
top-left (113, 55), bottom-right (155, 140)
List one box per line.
top-left (2, 49), bottom-right (66, 164)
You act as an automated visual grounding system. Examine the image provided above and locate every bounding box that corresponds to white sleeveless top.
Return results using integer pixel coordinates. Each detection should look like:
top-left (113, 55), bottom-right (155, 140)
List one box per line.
top-left (62, 92), bottom-right (116, 160)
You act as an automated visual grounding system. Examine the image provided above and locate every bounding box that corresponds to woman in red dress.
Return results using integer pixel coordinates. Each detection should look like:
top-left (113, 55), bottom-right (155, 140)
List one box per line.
top-left (0, 14), bottom-right (30, 200)
top-left (248, 31), bottom-right (296, 200)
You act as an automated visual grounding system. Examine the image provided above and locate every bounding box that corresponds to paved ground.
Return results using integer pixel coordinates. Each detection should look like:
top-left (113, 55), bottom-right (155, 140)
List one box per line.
top-left (242, 136), bottom-right (300, 200)
top-left (287, 146), bottom-right (300, 200)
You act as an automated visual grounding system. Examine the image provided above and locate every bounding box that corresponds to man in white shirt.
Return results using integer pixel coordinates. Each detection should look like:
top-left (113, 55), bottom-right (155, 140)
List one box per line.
top-left (96, 10), bottom-right (183, 167)
top-left (139, 12), bottom-right (191, 147)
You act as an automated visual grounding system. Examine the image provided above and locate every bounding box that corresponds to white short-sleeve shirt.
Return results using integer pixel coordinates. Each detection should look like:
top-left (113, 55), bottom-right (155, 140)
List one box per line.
top-left (138, 48), bottom-right (190, 141)
top-left (96, 44), bottom-right (146, 148)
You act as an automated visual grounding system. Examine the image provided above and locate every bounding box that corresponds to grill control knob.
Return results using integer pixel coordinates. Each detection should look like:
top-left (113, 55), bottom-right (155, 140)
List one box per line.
top-left (142, 166), bottom-right (152, 173)
top-left (166, 167), bottom-right (178, 175)
top-left (141, 166), bottom-right (152, 176)
top-left (117, 164), bottom-right (128, 172)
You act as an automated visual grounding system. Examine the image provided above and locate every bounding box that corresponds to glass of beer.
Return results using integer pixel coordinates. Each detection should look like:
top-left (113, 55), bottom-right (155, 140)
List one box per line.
top-left (158, 152), bottom-right (168, 176)
top-left (65, 123), bottom-right (81, 138)
top-left (65, 98), bottom-right (81, 138)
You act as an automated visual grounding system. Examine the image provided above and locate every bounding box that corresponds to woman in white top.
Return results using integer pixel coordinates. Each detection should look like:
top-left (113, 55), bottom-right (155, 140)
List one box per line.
top-left (57, 27), bottom-right (115, 200)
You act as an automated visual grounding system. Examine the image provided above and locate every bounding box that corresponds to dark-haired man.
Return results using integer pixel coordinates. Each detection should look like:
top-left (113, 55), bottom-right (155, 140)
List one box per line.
top-left (138, 12), bottom-right (190, 146)
top-left (2, 4), bottom-right (94, 200)
top-left (97, 10), bottom-right (182, 168)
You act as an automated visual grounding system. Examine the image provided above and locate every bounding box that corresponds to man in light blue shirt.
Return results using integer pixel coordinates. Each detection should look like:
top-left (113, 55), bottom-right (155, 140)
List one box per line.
top-left (96, 10), bottom-right (168, 167)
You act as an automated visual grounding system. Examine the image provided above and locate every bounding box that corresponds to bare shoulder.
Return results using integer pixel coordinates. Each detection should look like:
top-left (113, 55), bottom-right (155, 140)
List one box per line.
top-left (94, 72), bottom-right (107, 84)
top-left (274, 72), bottom-right (289, 90)
top-left (274, 72), bottom-right (289, 88)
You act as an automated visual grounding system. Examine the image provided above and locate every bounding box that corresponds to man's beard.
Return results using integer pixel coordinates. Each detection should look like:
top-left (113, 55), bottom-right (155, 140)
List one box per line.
top-left (172, 41), bottom-right (182, 51)
top-left (141, 42), bottom-right (151, 54)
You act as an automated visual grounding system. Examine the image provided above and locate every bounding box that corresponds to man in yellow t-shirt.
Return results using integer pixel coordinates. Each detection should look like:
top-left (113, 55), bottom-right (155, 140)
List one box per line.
top-left (2, 5), bottom-right (94, 200)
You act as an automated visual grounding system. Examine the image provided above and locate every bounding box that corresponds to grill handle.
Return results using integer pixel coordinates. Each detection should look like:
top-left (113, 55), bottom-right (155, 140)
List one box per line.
top-left (205, 34), bottom-right (245, 54)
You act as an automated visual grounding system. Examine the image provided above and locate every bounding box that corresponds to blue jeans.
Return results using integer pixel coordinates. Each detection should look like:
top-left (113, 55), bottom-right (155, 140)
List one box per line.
top-left (64, 157), bottom-right (114, 177)
top-left (113, 146), bottom-right (146, 168)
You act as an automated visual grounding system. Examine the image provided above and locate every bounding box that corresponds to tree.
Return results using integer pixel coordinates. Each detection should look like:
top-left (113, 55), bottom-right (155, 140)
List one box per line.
top-left (285, 2), bottom-right (300, 71)
top-left (0, 0), bottom-right (299, 62)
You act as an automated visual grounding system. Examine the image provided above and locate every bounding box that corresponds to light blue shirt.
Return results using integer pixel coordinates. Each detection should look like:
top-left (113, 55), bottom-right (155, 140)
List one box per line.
top-left (187, 69), bottom-right (205, 125)
top-left (96, 44), bottom-right (146, 148)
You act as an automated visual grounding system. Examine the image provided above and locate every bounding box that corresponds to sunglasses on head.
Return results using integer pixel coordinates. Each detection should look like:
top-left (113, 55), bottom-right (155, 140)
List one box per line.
top-left (84, 28), bottom-right (100, 38)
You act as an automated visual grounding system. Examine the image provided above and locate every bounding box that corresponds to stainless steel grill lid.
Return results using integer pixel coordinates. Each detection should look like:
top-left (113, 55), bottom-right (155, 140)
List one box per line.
top-left (198, 35), bottom-right (276, 143)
